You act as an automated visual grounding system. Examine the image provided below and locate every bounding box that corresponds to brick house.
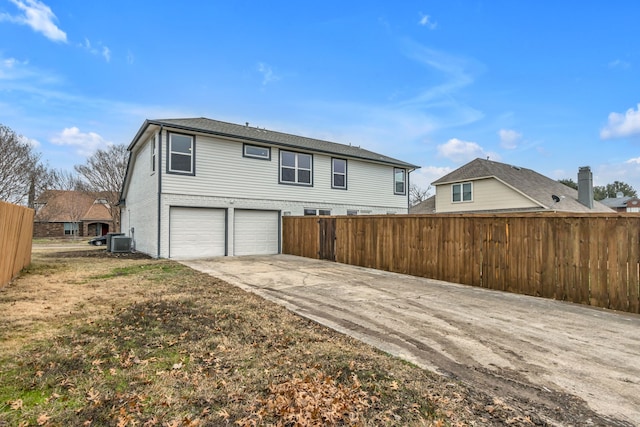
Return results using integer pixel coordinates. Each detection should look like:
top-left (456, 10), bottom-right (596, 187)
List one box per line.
top-left (33, 190), bottom-right (115, 238)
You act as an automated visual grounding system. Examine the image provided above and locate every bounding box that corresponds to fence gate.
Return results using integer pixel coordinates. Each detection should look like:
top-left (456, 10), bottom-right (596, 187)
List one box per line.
top-left (318, 217), bottom-right (336, 261)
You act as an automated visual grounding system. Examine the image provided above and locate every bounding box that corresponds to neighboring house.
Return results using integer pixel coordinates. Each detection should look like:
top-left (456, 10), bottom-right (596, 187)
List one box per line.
top-left (600, 193), bottom-right (640, 212)
top-left (415, 158), bottom-right (613, 214)
top-left (119, 117), bottom-right (419, 259)
top-left (409, 195), bottom-right (435, 214)
top-left (33, 190), bottom-right (114, 238)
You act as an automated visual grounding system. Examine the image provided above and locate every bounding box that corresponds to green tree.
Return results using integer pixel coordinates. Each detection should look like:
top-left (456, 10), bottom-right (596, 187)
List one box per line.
top-left (594, 181), bottom-right (637, 200)
top-left (557, 178), bottom-right (578, 190)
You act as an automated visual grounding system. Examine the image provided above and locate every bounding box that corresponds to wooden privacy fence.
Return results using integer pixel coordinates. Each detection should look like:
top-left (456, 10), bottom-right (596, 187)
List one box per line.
top-left (0, 201), bottom-right (34, 287)
top-left (282, 213), bottom-right (640, 314)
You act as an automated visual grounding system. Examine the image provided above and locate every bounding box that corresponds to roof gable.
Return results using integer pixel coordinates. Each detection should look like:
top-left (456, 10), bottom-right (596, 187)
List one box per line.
top-left (432, 158), bottom-right (613, 213)
top-left (35, 190), bottom-right (112, 222)
top-left (130, 117), bottom-right (419, 169)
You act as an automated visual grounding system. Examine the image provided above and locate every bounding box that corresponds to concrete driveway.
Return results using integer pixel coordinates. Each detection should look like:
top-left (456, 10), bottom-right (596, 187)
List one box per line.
top-left (183, 254), bottom-right (640, 425)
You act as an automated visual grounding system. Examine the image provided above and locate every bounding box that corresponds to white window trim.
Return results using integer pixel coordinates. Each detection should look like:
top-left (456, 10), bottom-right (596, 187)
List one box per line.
top-left (150, 136), bottom-right (157, 174)
top-left (167, 132), bottom-right (195, 175)
top-left (304, 208), bottom-right (331, 216)
top-left (280, 150), bottom-right (313, 186)
top-left (452, 182), bottom-right (473, 203)
top-left (64, 222), bottom-right (80, 236)
top-left (394, 168), bottom-right (406, 195)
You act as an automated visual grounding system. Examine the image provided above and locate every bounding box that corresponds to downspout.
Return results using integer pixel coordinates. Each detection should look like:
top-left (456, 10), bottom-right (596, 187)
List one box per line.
top-left (157, 127), bottom-right (163, 258)
top-left (407, 168), bottom-right (416, 212)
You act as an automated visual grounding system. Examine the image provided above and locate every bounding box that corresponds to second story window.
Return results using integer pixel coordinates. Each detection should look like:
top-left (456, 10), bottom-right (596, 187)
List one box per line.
top-left (244, 144), bottom-right (270, 160)
top-left (394, 168), bottom-right (406, 195)
top-left (280, 151), bottom-right (312, 185)
top-left (452, 182), bottom-right (473, 202)
top-left (168, 132), bottom-right (194, 175)
top-left (332, 158), bottom-right (347, 189)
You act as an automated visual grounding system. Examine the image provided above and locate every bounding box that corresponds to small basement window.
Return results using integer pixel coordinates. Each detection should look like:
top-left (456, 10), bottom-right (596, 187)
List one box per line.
top-left (243, 144), bottom-right (271, 160)
top-left (304, 208), bottom-right (331, 216)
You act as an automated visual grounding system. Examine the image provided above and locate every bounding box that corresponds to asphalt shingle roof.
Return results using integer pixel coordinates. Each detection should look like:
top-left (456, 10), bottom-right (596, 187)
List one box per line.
top-left (432, 158), bottom-right (613, 213)
top-left (600, 196), bottom-right (634, 208)
top-left (138, 117), bottom-right (419, 169)
top-left (35, 190), bottom-right (112, 222)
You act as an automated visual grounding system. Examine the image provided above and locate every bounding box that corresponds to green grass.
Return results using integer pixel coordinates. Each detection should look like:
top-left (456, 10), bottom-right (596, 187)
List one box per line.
top-left (89, 262), bottom-right (185, 280)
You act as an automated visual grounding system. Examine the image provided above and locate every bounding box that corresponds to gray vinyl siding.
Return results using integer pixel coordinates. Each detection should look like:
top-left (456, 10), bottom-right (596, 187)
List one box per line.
top-left (160, 133), bottom-right (407, 209)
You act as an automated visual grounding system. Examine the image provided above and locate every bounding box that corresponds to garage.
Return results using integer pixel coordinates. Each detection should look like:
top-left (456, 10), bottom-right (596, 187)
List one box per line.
top-left (169, 207), bottom-right (226, 258)
top-left (233, 210), bottom-right (280, 256)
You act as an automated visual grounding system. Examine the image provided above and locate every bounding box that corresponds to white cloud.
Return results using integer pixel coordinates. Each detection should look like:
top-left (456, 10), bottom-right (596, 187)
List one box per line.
top-left (600, 103), bottom-right (640, 139)
top-left (593, 161), bottom-right (640, 191)
top-left (626, 157), bottom-right (640, 165)
top-left (412, 165), bottom-right (452, 188)
top-left (398, 40), bottom-right (484, 128)
top-left (608, 59), bottom-right (630, 70)
top-left (257, 62), bottom-right (280, 86)
top-left (102, 46), bottom-right (111, 62)
top-left (437, 138), bottom-right (499, 163)
top-left (0, 0), bottom-right (67, 42)
top-left (18, 134), bottom-right (40, 148)
top-left (498, 128), bottom-right (522, 149)
top-left (51, 127), bottom-right (112, 156)
top-left (80, 38), bottom-right (111, 62)
top-left (126, 50), bottom-right (135, 65)
top-left (418, 13), bottom-right (437, 30)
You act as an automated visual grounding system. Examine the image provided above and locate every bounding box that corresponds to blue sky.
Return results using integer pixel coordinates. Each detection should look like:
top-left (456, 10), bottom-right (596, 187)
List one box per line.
top-left (1, 1), bottom-right (640, 192)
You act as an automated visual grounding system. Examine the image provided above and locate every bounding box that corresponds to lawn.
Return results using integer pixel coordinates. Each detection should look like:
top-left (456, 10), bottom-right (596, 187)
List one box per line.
top-left (0, 247), bottom-right (517, 426)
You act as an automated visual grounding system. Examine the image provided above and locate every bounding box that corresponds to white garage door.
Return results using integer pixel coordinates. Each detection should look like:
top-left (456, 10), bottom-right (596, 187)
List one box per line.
top-left (234, 210), bottom-right (279, 256)
top-left (169, 207), bottom-right (226, 259)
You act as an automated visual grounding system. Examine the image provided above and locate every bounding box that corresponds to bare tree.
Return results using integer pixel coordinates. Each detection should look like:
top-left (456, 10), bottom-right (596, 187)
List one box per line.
top-left (74, 144), bottom-right (128, 231)
top-left (409, 184), bottom-right (432, 207)
top-left (38, 170), bottom-right (86, 238)
top-left (50, 169), bottom-right (83, 191)
top-left (0, 124), bottom-right (46, 205)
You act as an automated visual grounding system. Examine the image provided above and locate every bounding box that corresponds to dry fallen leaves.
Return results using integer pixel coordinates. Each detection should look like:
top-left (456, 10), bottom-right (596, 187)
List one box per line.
top-left (36, 413), bottom-right (51, 425)
top-left (238, 370), bottom-right (371, 426)
top-left (9, 399), bottom-right (23, 410)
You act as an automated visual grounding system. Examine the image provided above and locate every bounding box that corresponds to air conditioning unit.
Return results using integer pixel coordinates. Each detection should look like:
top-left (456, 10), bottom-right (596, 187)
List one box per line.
top-left (106, 232), bottom-right (125, 251)
top-left (111, 236), bottom-right (132, 253)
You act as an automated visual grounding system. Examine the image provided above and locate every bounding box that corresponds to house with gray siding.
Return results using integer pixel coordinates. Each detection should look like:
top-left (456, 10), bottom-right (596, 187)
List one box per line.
top-left (120, 117), bottom-right (418, 259)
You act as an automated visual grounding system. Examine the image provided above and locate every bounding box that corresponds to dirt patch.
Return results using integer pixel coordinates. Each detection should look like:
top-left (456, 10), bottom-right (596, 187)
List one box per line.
top-left (42, 248), bottom-right (152, 259)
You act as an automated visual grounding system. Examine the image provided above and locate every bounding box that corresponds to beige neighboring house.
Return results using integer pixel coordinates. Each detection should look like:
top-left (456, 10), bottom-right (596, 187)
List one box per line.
top-left (412, 158), bottom-right (613, 214)
top-left (34, 190), bottom-right (115, 238)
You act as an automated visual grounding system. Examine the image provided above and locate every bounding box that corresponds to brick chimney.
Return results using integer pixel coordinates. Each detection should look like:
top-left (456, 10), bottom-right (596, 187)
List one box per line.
top-left (577, 166), bottom-right (594, 209)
